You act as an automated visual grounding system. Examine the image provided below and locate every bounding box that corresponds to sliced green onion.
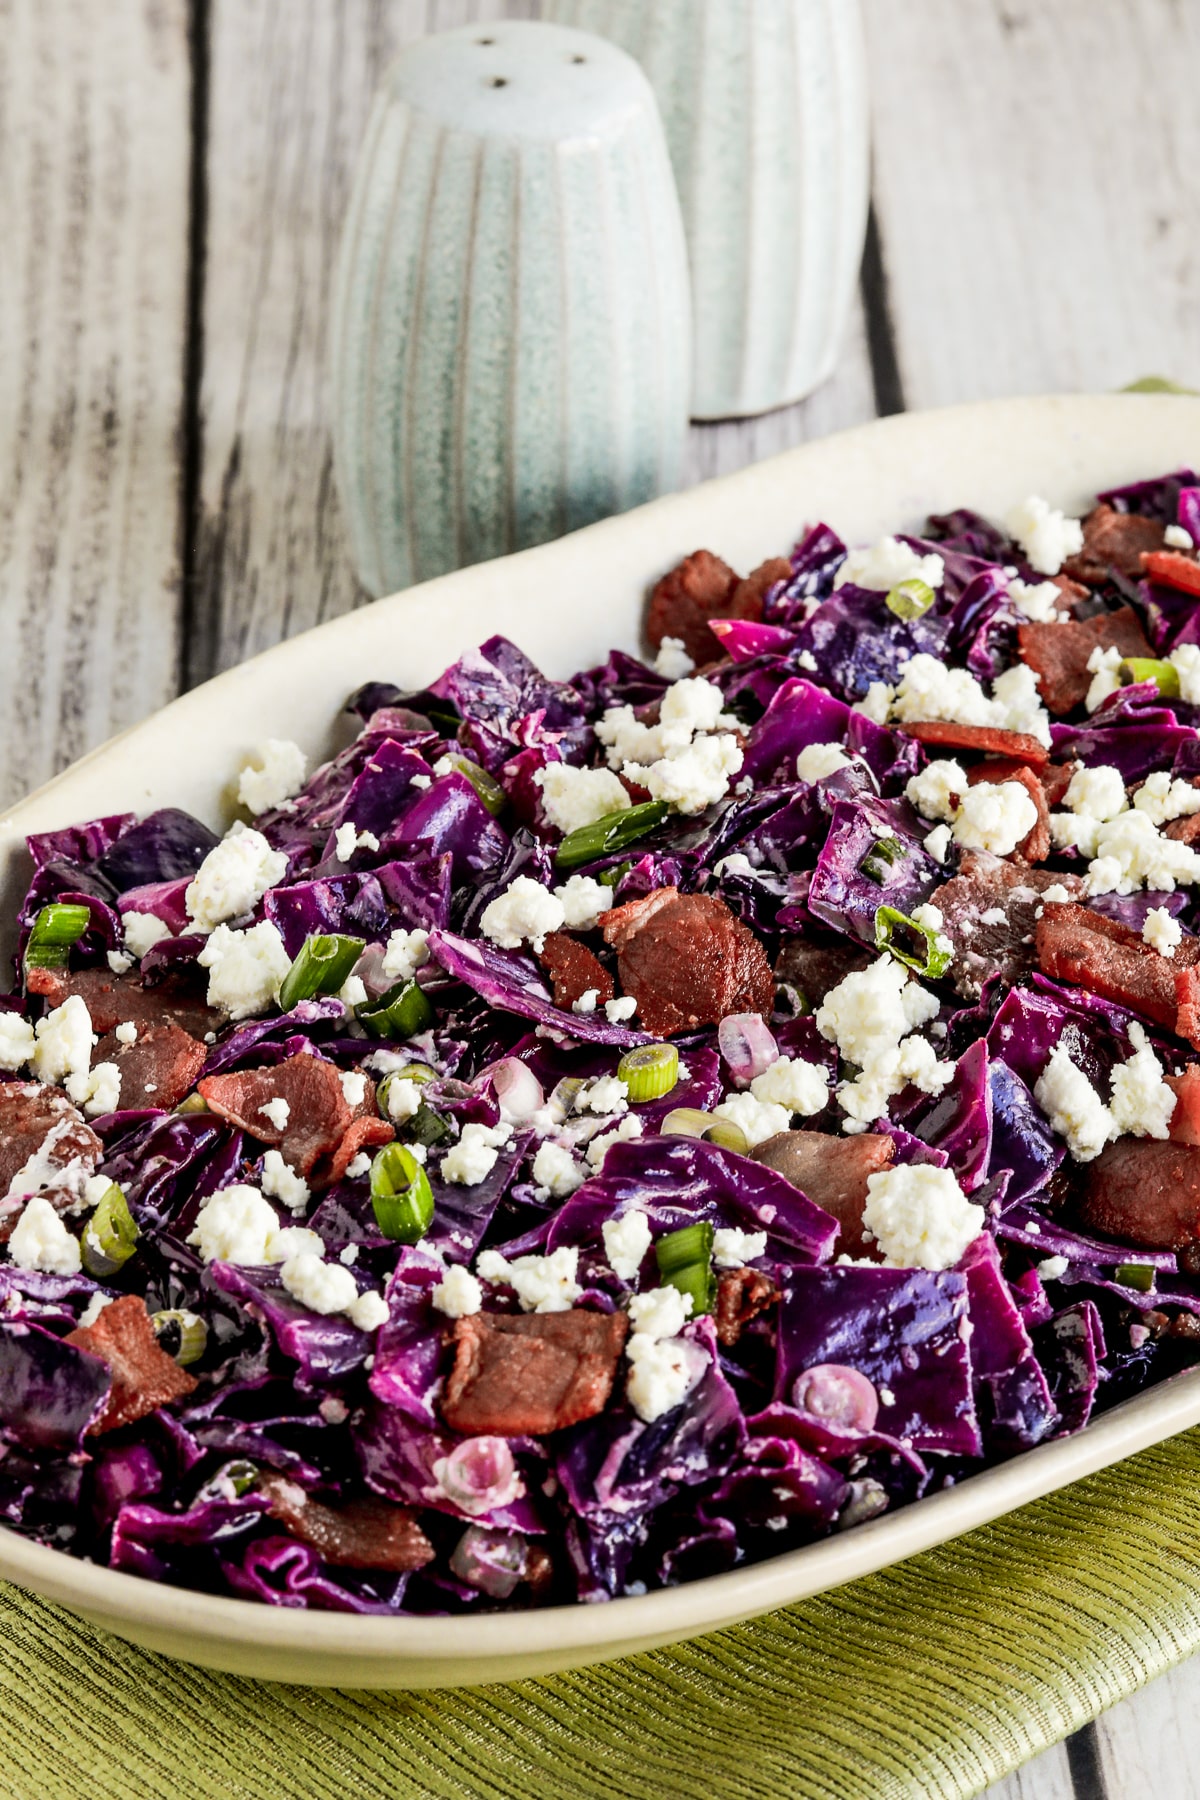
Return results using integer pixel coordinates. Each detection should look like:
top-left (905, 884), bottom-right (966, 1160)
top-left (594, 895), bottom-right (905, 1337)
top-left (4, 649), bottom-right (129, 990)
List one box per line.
top-left (598, 861), bottom-right (633, 889)
top-left (175, 1093), bottom-right (209, 1115)
top-left (1119, 657), bottom-right (1181, 699)
top-left (357, 978), bottom-right (435, 1040)
top-left (199, 1459), bottom-right (258, 1502)
top-left (885, 577), bottom-right (936, 621)
top-left (407, 1103), bottom-right (451, 1148)
top-left (555, 801), bottom-right (669, 873)
top-left (370, 1143), bottom-right (435, 1243)
top-left (617, 1043), bottom-right (679, 1103)
top-left (440, 755), bottom-right (506, 816)
top-left (874, 904), bottom-right (953, 980)
top-left (24, 903), bottom-right (91, 972)
top-left (859, 836), bottom-right (904, 886)
top-left (376, 1063), bottom-right (435, 1119)
top-left (80, 1183), bottom-right (139, 1279)
top-left (151, 1309), bottom-right (209, 1366)
top-left (278, 933), bottom-right (366, 1012)
top-left (660, 1107), bottom-right (749, 1156)
top-left (656, 1221), bottom-right (716, 1318)
top-left (1116, 1262), bottom-right (1157, 1293)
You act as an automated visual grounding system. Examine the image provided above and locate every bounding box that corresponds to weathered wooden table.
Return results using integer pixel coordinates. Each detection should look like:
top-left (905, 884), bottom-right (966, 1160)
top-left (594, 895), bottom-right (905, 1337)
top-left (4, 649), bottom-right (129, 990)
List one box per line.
top-left (2, 1), bottom-right (1199, 1792)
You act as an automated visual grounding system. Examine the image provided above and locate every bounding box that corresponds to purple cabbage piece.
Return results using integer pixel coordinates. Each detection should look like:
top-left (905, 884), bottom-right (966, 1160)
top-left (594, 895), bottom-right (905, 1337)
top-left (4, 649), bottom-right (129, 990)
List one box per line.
top-left (700, 1423), bottom-right (847, 1540)
top-left (924, 508), bottom-right (1012, 561)
top-left (1179, 486), bottom-right (1200, 542)
top-left (198, 998), bottom-right (346, 1076)
top-left (425, 1130), bottom-right (533, 1263)
top-left (986, 980), bottom-right (1135, 1094)
top-left (791, 584), bottom-right (950, 701)
top-left (996, 1203), bottom-right (1178, 1272)
top-left (571, 649), bottom-right (668, 713)
top-left (368, 1248), bottom-right (445, 1426)
top-left (380, 774), bottom-right (509, 883)
top-left (958, 1233), bottom-right (1056, 1451)
top-left (987, 1061), bottom-right (1063, 1204)
top-left (120, 877), bottom-right (193, 935)
top-left (773, 1264), bottom-right (981, 1457)
top-left (428, 635), bottom-right (588, 771)
top-left (0, 1321), bottom-right (112, 1452)
top-left (377, 853), bottom-right (454, 931)
top-left (92, 1442), bottom-right (164, 1527)
top-left (95, 809), bottom-right (219, 894)
top-left (263, 871), bottom-right (394, 957)
top-left (739, 677), bottom-right (901, 786)
top-left (763, 523), bottom-right (847, 625)
top-left (207, 1263), bottom-right (371, 1383)
top-left (355, 1409), bottom-right (542, 1532)
top-left (101, 1112), bottom-right (234, 1231)
top-left (1098, 468), bottom-right (1200, 522)
top-left (709, 619), bottom-right (799, 662)
top-left (1035, 1300), bottom-right (1105, 1432)
top-left (25, 814), bottom-right (134, 873)
top-left (745, 1401), bottom-right (928, 1488)
top-left (223, 1534), bottom-right (412, 1613)
top-left (110, 1494), bottom-right (262, 1579)
top-left (428, 929), bottom-right (649, 1048)
top-left (324, 740), bottom-right (434, 842)
top-left (544, 1135), bottom-right (839, 1265)
top-left (808, 797), bottom-right (941, 948)
top-left (1088, 890), bottom-right (1191, 932)
top-left (910, 1040), bottom-right (992, 1191)
top-left (1051, 709), bottom-right (1197, 784)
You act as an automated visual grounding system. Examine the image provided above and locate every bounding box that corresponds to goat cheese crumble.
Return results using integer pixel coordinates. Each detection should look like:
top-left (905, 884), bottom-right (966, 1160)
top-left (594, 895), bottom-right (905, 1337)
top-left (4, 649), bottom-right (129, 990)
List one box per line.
top-left (862, 1165), bottom-right (986, 1271)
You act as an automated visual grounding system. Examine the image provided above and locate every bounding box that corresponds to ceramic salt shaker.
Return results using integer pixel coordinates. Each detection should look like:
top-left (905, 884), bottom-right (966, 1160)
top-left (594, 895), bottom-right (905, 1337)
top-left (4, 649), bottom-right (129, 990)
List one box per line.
top-left (330, 21), bottom-right (691, 598)
top-left (543, 0), bottom-right (869, 420)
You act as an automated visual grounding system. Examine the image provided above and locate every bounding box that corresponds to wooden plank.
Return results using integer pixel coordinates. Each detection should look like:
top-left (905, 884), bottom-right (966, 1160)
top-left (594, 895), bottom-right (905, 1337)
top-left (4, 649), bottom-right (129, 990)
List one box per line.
top-left (1096, 1659), bottom-right (1200, 1796)
top-left (982, 1738), bottom-right (1077, 1800)
top-left (196, 0), bottom-right (876, 678)
top-left (863, 0), bottom-right (1200, 407)
top-left (0, 0), bottom-right (191, 807)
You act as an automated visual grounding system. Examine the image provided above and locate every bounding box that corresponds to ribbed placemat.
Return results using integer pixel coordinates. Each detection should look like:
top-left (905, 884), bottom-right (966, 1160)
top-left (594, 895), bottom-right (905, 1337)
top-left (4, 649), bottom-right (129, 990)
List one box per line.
top-left (3, 1428), bottom-right (1200, 1799)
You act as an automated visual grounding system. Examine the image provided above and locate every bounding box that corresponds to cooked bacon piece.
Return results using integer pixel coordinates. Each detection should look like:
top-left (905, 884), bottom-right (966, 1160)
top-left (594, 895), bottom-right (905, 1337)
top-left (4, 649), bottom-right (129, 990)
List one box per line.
top-left (537, 933), bottom-right (615, 1012)
top-left (94, 1022), bottom-right (207, 1111)
top-left (1165, 812), bottom-right (1200, 846)
top-left (600, 888), bottom-right (773, 1037)
top-left (1038, 762), bottom-right (1076, 808)
top-left (1017, 607), bottom-right (1152, 715)
top-left (1167, 1066), bottom-right (1200, 1146)
top-left (1140, 549), bottom-right (1200, 597)
top-left (773, 938), bottom-right (872, 1010)
top-left (440, 1309), bottom-right (628, 1437)
top-left (645, 551), bottom-right (789, 665)
top-left (1174, 967), bottom-right (1200, 1052)
top-left (1061, 504), bottom-right (1166, 585)
top-left (931, 853), bottom-right (1083, 1001)
top-left (0, 1084), bottom-right (103, 1241)
top-left (1078, 1139), bottom-right (1200, 1251)
top-left (1036, 901), bottom-right (1200, 1035)
top-left (26, 966), bottom-right (219, 1041)
top-left (968, 761), bottom-right (1049, 862)
top-left (256, 1472), bottom-right (435, 1572)
top-left (199, 1054), bottom-right (381, 1182)
top-left (324, 1115), bottom-right (395, 1186)
top-left (1051, 572), bottom-right (1090, 610)
top-left (751, 1130), bottom-right (892, 1258)
top-left (714, 1267), bottom-right (779, 1347)
top-left (66, 1295), bottom-right (197, 1434)
top-left (901, 722), bottom-right (1049, 767)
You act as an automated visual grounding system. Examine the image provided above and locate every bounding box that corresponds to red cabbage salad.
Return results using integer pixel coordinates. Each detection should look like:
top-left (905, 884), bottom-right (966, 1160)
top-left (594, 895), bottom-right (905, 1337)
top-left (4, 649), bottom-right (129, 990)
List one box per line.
top-left (5, 472), bottom-right (1200, 1614)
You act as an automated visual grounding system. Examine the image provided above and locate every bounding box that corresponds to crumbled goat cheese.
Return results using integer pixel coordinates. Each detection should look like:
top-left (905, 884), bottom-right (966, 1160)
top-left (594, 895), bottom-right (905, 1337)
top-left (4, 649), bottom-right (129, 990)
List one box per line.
top-left (260, 1096), bottom-right (290, 1131)
top-left (197, 920), bottom-right (292, 1020)
top-left (441, 1121), bottom-right (512, 1186)
top-left (115, 1021), bottom-right (138, 1047)
top-left (578, 1075), bottom-right (629, 1116)
top-left (0, 1014), bottom-right (36, 1072)
top-left (260, 1149), bottom-right (309, 1214)
top-left (77, 1291), bottom-right (113, 1328)
top-left (380, 928), bottom-right (431, 987)
top-left (1134, 770), bottom-right (1200, 826)
top-left (280, 1252), bottom-right (359, 1316)
top-left (1007, 577), bottom-right (1065, 622)
top-left (339, 974), bottom-right (368, 1008)
top-left (653, 636), bottom-right (694, 679)
top-left (979, 907), bottom-right (1007, 926)
top-left (1005, 495), bottom-right (1084, 575)
top-left (862, 1165), bottom-right (985, 1271)
top-left (383, 1077), bottom-right (422, 1123)
top-left (553, 874), bottom-right (614, 930)
top-left (1065, 763), bottom-right (1127, 822)
top-left (605, 997), bottom-right (638, 1024)
top-left (1084, 810), bottom-right (1200, 896)
top-left (431, 1263), bottom-right (483, 1318)
top-left (1085, 644), bottom-right (1125, 714)
top-left (107, 950), bottom-right (135, 975)
top-left (476, 1245), bottom-right (582, 1313)
top-left (532, 1140), bottom-right (586, 1199)
top-left (122, 911), bottom-right (172, 958)
top-left (268, 1225), bottom-right (327, 1263)
top-left (535, 762), bottom-right (630, 834)
top-left (586, 1113), bottom-right (644, 1170)
top-left (951, 781), bottom-right (1038, 856)
top-left (1038, 1255), bottom-right (1070, 1282)
top-left (923, 824), bottom-right (953, 863)
top-left (185, 823), bottom-right (288, 932)
top-left (72, 1061), bottom-right (121, 1119)
top-left (712, 1226), bottom-right (768, 1268)
top-left (237, 739), bottom-right (307, 815)
top-left (8, 1196), bottom-right (81, 1275)
top-left (749, 1056), bottom-right (830, 1116)
top-left (1049, 811), bottom-right (1102, 859)
top-left (1165, 523), bottom-right (1194, 549)
top-left (1109, 1022), bottom-right (1176, 1140)
top-left (1040, 883), bottom-right (1072, 905)
top-left (893, 654), bottom-right (994, 728)
top-left (573, 990), bottom-right (599, 1015)
top-left (1035, 1044), bottom-right (1116, 1161)
top-left (1143, 907), bottom-right (1183, 957)
top-left (659, 676), bottom-right (731, 736)
top-left (602, 1209), bottom-right (651, 1280)
top-left (334, 821), bottom-right (379, 862)
top-left (625, 1334), bottom-right (703, 1423)
top-left (32, 995), bottom-right (94, 1089)
top-left (796, 742), bottom-right (852, 783)
top-left (991, 663), bottom-right (1051, 743)
top-left (1170, 643), bottom-right (1200, 705)
top-left (816, 955), bottom-right (951, 1127)
top-left (855, 681), bottom-right (894, 725)
top-left (834, 537), bottom-right (945, 594)
top-left (344, 1152), bottom-right (372, 1180)
top-left (906, 759), bottom-right (969, 823)
top-left (187, 1184), bottom-right (282, 1265)
top-left (711, 1091), bottom-right (791, 1147)
top-left (631, 732), bottom-right (744, 816)
top-left (339, 1069), bottom-right (367, 1108)
top-left (627, 1285), bottom-right (692, 1340)
top-left (350, 1290), bottom-right (390, 1332)
top-left (714, 852), bottom-right (755, 879)
top-left (479, 877), bottom-right (565, 953)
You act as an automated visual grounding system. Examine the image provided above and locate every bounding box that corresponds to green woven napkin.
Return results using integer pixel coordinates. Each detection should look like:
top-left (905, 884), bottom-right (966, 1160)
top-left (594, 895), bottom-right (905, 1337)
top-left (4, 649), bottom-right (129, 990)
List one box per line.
top-left (4, 1427), bottom-right (1200, 1799)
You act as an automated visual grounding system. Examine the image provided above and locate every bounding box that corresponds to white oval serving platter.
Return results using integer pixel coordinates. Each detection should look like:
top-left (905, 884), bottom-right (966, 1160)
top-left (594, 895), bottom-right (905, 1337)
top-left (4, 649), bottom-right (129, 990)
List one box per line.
top-left (2, 393), bottom-right (1199, 1688)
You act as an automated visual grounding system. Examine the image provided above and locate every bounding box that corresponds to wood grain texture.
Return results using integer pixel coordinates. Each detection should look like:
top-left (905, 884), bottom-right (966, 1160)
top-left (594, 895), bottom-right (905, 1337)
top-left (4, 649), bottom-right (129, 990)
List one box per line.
top-left (0, 0), bottom-right (190, 807)
top-left (863, 0), bottom-right (1200, 407)
top-left (983, 1739), bottom-right (1076, 1800)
